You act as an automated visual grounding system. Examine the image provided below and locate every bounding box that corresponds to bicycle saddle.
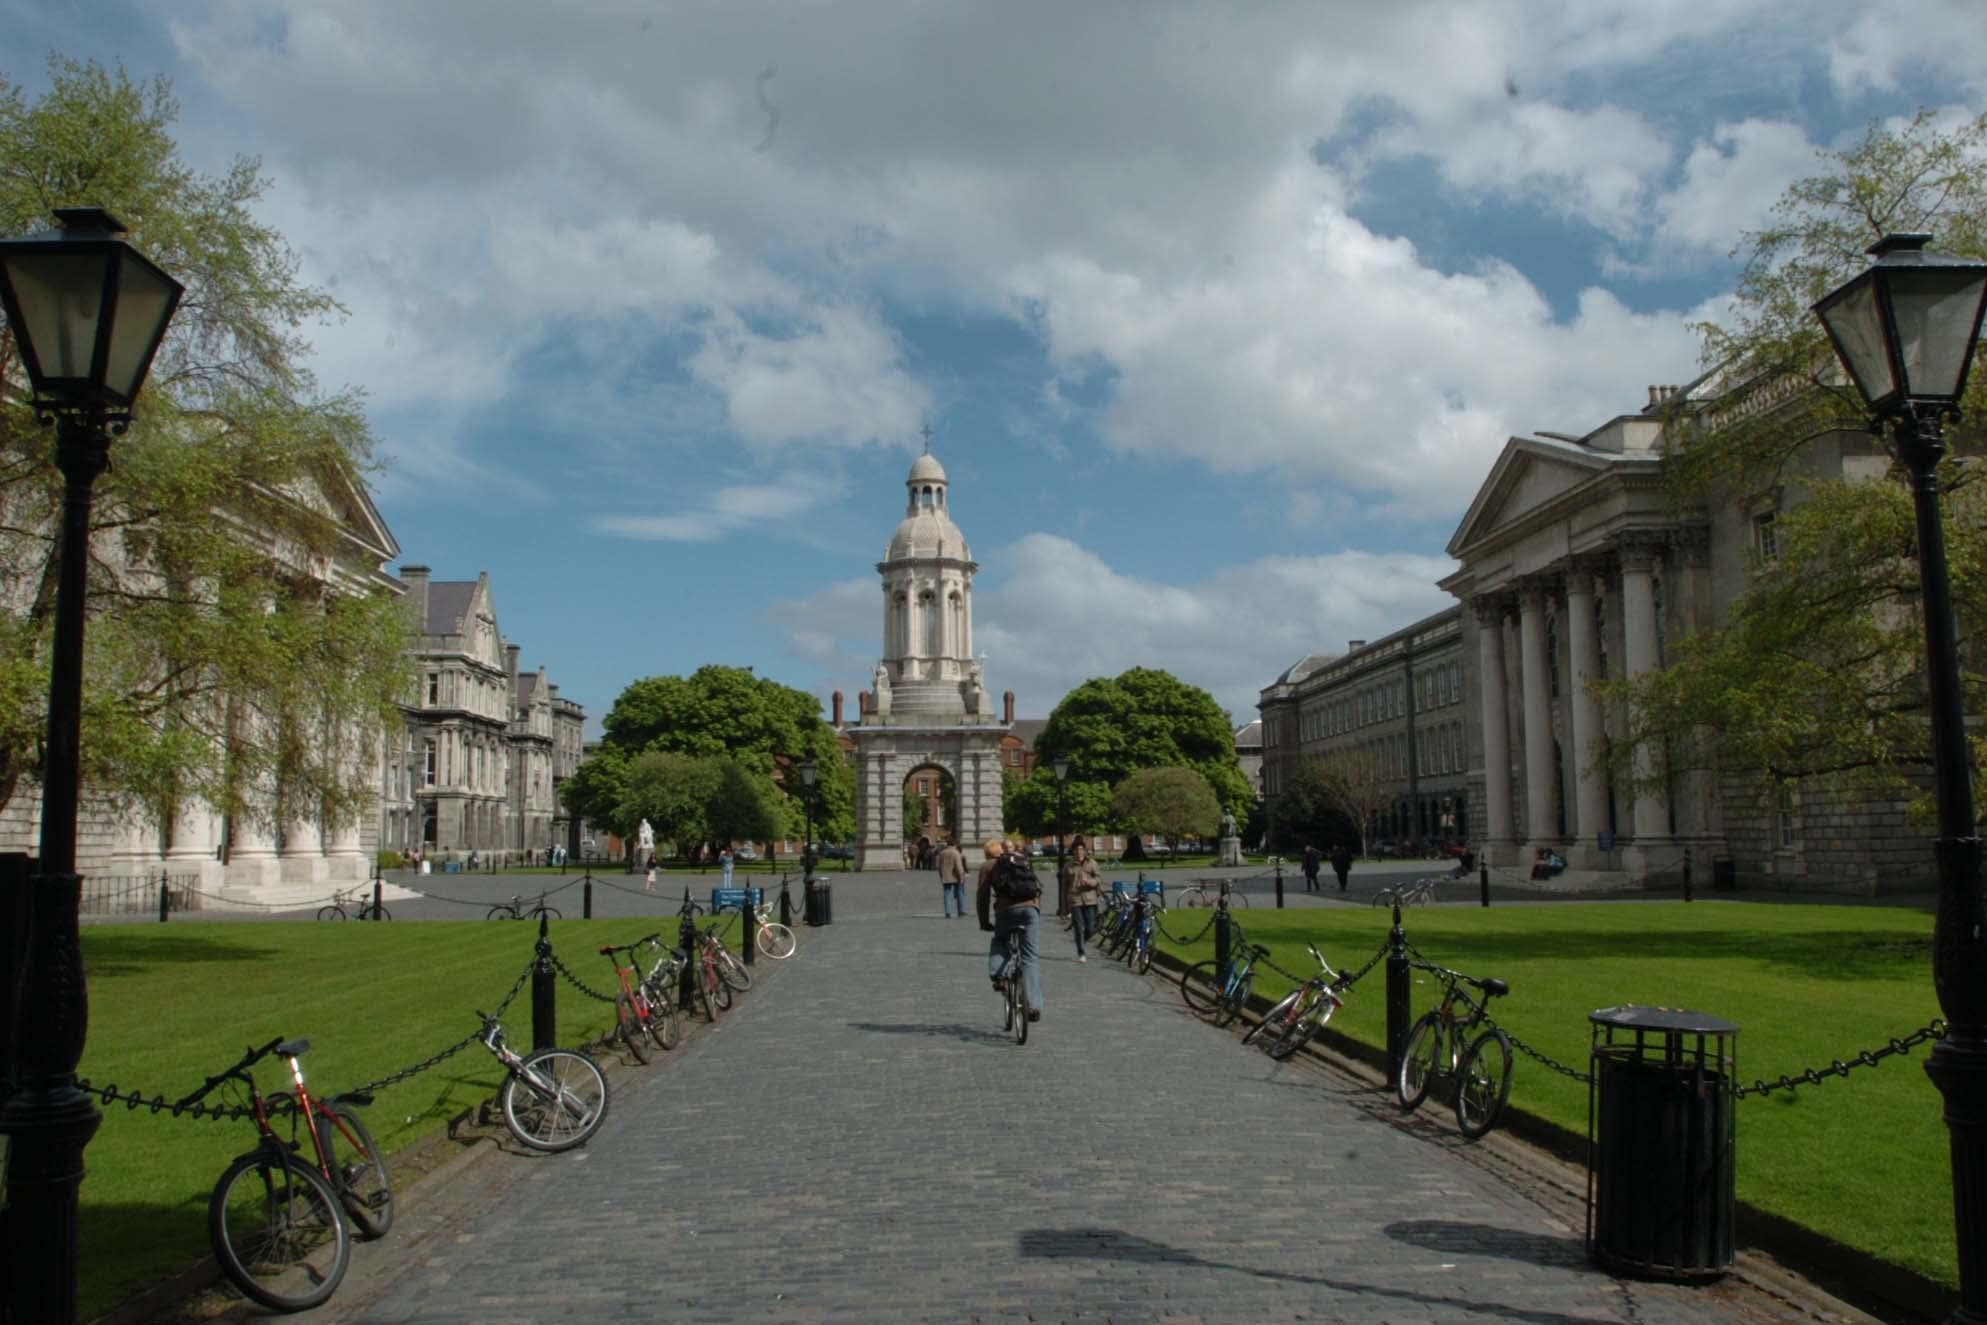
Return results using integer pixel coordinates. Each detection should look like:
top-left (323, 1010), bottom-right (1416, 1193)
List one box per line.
top-left (277, 1039), bottom-right (310, 1057)
top-left (1480, 977), bottom-right (1510, 998)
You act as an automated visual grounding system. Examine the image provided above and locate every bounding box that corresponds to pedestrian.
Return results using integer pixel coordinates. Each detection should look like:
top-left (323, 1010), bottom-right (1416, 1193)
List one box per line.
top-left (468, 847), bottom-right (480, 872)
top-left (1066, 838), bottom-right (1100, 962)
top-left (1331, 841), bottom-right (1353, 892)
top-left (936, 838), bottom-right (966, 918)
top-left (1301, 843), bottom-right (1321, 893)
top-left (644, 861), bottom-right (657, 891)
top-left (720, 846), bottom-right (735, 888)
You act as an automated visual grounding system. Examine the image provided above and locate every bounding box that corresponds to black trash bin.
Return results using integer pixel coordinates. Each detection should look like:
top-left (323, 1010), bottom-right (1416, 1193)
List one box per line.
top-left (1587, 1006), bottom-right (1738, 1279)
top-left (1711, 857), bottom-right (1736, 892)
top-left (804, 877), bottom-right (833, 927)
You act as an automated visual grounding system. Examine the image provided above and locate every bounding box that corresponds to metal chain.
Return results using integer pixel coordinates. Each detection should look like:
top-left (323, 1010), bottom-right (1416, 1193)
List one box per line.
top-left (1152, 908), bottom-right (1218, 947)
top-left (1476, 1008), bottom-right (1594, 1084)
top-left (1735, 1019), bottom-right (1946, 1098)
top-left (1334, 936), bottom-right (1393, 991)
top-left (548, 948), bottom-right (619, 1003)
top-left (79, 958), bottom-right (539, 1119)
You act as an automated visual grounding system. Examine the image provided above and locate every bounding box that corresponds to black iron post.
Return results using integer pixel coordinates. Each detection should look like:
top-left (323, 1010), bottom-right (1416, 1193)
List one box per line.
top-left (780, 872), bottom-right (793, 927)
top-left (1274, 857), bottom-right (1284, 908)
top-left (1, 417), bottom-right (112, 1325)
top-left (1480, 861), bottom-right (1490, 908)
top-left (1386, 899), bottom-right (1410, 1086)
top-left (742, 894), bottom-right (756, 967)
top-left (583, 874), bottom-right (593, 919)
top-left (531, 915), bottom-right (557, 1051)
top-left (1212, 893), bottom-right (1231, 985)
top-left (157, 869), bottom-right (170, 924)
top-left (371, 870), bottom-right (384, 921)
top-left (1895, 410), bottom-right (1987, 1324)
top-left (1682, 856), bottom-right (1693, 903)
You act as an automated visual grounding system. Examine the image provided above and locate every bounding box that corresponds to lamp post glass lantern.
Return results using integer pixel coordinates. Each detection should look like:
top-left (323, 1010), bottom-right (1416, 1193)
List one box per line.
top-left (1813, 232), bottom-right (1987, 1324)
top-left (0, 206), bottom-right (183, 1324)
top-left (1052, 755), bottom-right (1070, 913)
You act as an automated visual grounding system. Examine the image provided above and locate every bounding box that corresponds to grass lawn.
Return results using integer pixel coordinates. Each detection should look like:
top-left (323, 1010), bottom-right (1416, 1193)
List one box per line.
top-left (72, 916), bottom-right (745, 1320)
top-left (1154, 899), bottom-right (1952, 1291)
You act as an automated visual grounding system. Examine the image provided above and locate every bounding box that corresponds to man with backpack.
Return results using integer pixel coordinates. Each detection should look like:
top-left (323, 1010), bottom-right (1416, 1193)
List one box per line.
top-left (977, 839), bottom-right (1042, 1022)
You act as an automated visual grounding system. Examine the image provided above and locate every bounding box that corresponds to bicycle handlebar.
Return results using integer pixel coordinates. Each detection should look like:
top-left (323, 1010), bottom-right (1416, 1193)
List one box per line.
top-left (599, 933), bottom-right (664, 956)
top-left (1411, 960), bottom-right (1503, 994)
top-left (174, 1036), bottom-right (284, 1109)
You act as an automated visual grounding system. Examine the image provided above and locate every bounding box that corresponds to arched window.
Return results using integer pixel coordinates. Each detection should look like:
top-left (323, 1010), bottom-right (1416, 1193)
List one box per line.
top-left (920, 486), bottom-right (933, 509)
top-left (920, 593), bottom-right (938, 656)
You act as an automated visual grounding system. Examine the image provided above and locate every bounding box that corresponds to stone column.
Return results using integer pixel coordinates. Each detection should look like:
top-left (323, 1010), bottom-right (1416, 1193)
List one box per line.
top-left (1474, 596), bottom-right (1516, 863)
top-left (1564, 559), bottom-right (1611, 867)
top-left (281, 805), bottom-right (327, 884)
top-left (1517, 579), bottom-right (1558, 852)
top-left (226, 795), bottom-right (283, 894)
top-left (1619, 537), bottom-right (1673, 880)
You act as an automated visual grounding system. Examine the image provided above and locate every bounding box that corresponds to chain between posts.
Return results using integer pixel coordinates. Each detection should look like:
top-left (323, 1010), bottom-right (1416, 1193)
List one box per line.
top-left (79, 956), bottom-right (540, 1119)
top-left (547, 947), bottom-right (619, 1002)
top-left (1735, 1018), bottom-right (1947, 1098)
top-left (1151, 908), bottom-right (1218, 947)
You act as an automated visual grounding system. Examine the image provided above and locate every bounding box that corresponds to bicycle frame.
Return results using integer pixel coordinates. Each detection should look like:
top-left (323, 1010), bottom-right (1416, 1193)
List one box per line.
top-left (182, 1039), bottom-right (371, 1218)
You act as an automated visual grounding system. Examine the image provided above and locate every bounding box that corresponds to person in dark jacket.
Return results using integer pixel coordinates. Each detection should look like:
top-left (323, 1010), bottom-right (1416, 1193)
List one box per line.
top-left (977, 839), bottom-right (1042, 1020)
top-left (1330, 842), bottom-right (1354, 892)
top-left (1301, 844), bottom-right (1322, 893)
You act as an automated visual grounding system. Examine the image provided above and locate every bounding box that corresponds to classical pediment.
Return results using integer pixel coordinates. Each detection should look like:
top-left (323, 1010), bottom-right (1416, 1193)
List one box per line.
top-left (1447, 437), bottom-right (1622, 559)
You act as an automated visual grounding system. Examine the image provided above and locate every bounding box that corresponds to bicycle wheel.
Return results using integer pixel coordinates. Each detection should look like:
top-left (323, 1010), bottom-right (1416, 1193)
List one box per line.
top-left (1267, 993), bottom-right (1320, 1060)
top-left (706, 965), bottom-right (732, 1012)
top-left (531, 906), bottom-right (562, 922)
top-left (486, 905), bottom-right (514, 921)
top-left (1455, 1030), bottom-right (1513, 1139)
top-left (500, 1048), bottom-right (609, 1152)
top-left (714, 947), bottom-right (753, 992)
top-left (1242, 988), bottom-right (1301, 1046)
top-left (1213, 974), bottom-right (1253, 1029)
top-left (1009, 972), bottom-right (1028, 1045)
top-left (1133, 935), bottom-right (1153, 975)
top-left (316, 905), bottom-right (346, 921)
top-left (1179, 960), bottom-right (1221, 1015)
top-left (1227, 892), bottom-right (1250, 909)
top-left (209, 1152), bottom-right (351, 1312)
top-left (1370, 890), bottom-right (1395, 909)
top-left (642, 986), bottom-right (680, 1050)
top-left (1180, 888), bottom-right (1208, 908)
top-left (315, 1101), bottom-right (394, 1238)
top-left (614, 994), bottom-right (651, 1064)
top-left (756, 921), bottom-right (797, 959)
top-left (358, 903), bottom-right (391, 921)
top-left (1398, 1013), bottom-right (1442, 1112)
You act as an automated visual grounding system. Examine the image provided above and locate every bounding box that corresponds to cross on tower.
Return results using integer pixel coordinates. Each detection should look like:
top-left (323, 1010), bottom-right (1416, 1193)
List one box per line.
top-left (920, 421), bottom-right (933, 454)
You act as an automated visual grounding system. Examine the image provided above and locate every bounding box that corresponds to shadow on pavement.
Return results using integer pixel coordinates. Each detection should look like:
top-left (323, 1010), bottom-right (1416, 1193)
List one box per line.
top-left (847, 1021), bottom-right (1011, 1045)
top-left (1016, 1227), bottom-right (1626, 1325)
top-left (1384, 1218), bottom-right (1585, 1266)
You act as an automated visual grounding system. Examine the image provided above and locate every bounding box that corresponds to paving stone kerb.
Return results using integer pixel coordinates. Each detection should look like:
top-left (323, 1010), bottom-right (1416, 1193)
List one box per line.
top-left (301, 870), bottom-right (1818, 1324)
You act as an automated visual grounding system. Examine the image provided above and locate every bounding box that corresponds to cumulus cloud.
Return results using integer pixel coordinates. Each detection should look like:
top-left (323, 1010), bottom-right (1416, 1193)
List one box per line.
top-left (593, 475), bottom-right (844, 542)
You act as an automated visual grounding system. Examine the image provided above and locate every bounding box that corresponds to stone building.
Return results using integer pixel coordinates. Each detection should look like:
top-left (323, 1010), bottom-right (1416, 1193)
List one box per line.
top-left (1259, 607), bottom-right (1470, 849)
top-left (389, 567), bottom-right (584, 862)
top-left (847, 451), bottom-right (1009, 868)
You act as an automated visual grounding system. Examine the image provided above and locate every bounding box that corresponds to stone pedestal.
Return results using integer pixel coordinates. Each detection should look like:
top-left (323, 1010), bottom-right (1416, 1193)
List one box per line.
top-left (1218, 835), bottom-right (1243, 867)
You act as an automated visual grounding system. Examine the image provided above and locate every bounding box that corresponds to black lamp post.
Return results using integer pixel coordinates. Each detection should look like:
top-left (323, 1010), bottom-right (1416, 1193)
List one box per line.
top-left (799, 756), bottom-right (818, 880)
top-left (0, 206), bottom-right (183, 1324)
top-left (1053, 755), bottom-right (1070, 915)
top-left (1813, 231), bottom-right (1987, 1325)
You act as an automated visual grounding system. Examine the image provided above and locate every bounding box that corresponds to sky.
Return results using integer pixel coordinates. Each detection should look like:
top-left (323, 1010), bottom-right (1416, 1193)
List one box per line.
top-left (6, 1), bottom-right (1984, 734)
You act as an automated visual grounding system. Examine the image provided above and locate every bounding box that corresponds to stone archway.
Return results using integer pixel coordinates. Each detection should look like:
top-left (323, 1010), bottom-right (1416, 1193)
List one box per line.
top-left (850, 725), bottom-right (1006, 870)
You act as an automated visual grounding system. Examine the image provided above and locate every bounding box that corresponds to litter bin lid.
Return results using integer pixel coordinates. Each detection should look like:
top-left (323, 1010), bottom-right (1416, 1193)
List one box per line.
top-left (1590, 1005), bottom-right (1738, 1035)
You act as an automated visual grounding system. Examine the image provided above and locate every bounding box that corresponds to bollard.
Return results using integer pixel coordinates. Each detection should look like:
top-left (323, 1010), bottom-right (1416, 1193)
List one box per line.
top-left (372, 876), bottom-right (383, 921)
top-left (1386, 901), bottom-right (1410, 1086)
top-left (1274, 859), bottom-right (1284, 909)
top-left (1213, 899), bottom-right (1231, 984)
top-left (531, 916), bottom-right (557, 1051)
top-left (1682, 858), bottom-right (1693, 903)
top-left (779, 874), bottom-right (793, 927)
top-left (742, 896), bottom-right (756, 966)
top-left (158, 870), bottom-right (170, 924)
top-left (678, 911), bottom-right (699, 1009)
top-left (1481, 862), bottom-right (1490, 908)
top-left (583, 876), bottom-right (593, 919)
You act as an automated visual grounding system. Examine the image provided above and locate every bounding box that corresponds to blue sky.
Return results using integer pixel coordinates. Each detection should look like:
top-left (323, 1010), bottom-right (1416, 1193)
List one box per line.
top-left (6, 1), bottom-right (1983, 731)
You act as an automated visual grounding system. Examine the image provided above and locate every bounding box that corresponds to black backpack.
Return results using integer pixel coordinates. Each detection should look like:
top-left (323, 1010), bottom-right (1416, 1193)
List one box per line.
top-left (992, 851), bottom-right (1041, 902)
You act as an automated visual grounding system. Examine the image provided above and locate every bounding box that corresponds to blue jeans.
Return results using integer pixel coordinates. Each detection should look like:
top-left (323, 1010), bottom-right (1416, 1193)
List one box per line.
top-left (722, 860), bottom-right (734, 886)
top-left (1071, 903), bottom-right (1098, 955)
top-left (988, 905), bottom-right (1042, 1012)
top-left (942, 881), bottom-right (965, 916)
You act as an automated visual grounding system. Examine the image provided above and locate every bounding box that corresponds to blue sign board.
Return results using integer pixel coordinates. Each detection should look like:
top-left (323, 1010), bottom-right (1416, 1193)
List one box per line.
top-left (710, 887), bottom-right (763, 911)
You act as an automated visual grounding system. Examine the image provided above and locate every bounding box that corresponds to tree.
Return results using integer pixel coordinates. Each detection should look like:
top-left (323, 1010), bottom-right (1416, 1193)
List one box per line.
top-left (1265, 756), bottom-right (1358, 853)
top-left (0, 59), bottom-right (411, 837)
top-left (1601, 111), bottom-right (1987, 808)
top-left (1110, 766), bottom-right (1220, 850)
top-left (618, 751), bottom-right (717, 859)
top-left (1312, 746), bottom-right (1393, 853)
top-left (559, 745), bottom-right (630, 849)
top-left (707, 758), bottom-right (785, 855)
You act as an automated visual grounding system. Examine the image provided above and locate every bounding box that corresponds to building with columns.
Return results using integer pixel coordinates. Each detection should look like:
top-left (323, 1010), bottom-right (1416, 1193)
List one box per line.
top-left (848, 451), bottom-right (1008, 868)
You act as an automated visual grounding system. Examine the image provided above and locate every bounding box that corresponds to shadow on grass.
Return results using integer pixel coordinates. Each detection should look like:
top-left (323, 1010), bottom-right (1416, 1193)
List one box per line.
top-left (81, 928), bottom-right (282, 976)
top-left (1392, 925), bottom-right (1931, 982)
top-left (1016, 1227), bottom-right (1618, 1324)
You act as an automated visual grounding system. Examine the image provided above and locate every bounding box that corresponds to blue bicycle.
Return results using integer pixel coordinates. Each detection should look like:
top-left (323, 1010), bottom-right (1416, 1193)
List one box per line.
top-left (1181, 939), bottom-right (1268, 1026)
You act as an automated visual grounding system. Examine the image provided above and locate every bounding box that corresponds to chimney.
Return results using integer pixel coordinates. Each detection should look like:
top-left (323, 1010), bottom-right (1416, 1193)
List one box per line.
top-left (400, 565), bottom-right (431, 629)
top-left (1647, 385), bottom-right (1658, 408)
top-left (1348, 639), bottom-right (1365, 652)
top-left (832, 690), bottom-right (844, 726)
top-left (506, 643), bottom-right (520, 690)
top-left (1003, 690), bottom-right (1015, 723)
top-left (858, 689), bottom-right (870, 717)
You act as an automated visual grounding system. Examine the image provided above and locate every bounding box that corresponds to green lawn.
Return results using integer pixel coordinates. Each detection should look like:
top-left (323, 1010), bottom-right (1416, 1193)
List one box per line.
top-left (1154, 900), bottom-right (1952, 1290)
top-left (71, 916), bottom-right (744, 1320)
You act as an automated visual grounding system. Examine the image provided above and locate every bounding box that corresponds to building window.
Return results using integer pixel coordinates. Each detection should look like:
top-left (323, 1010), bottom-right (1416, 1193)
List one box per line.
top-left (1776, 781), bottom-right (1800, 848)
top-left (426, 673), bottom-right (439, 705)
top-left (423, 741), bottom-right (436, 786)
top-left (1754, 512), bottom-right (1778, 563)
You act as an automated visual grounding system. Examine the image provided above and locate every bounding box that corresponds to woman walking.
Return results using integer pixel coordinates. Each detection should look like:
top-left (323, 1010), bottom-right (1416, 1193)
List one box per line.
top-left (1066, 839), bottom-right (1101, 962)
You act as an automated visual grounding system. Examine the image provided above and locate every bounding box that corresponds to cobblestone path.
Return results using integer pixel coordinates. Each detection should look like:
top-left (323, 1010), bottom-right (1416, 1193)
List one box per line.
top-left (311, 872), bottom-right (1820, 1324)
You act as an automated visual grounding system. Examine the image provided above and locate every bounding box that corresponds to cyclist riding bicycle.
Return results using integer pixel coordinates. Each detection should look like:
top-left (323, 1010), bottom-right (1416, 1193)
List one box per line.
top-left (977, 839), bottom-right (1042, 1022)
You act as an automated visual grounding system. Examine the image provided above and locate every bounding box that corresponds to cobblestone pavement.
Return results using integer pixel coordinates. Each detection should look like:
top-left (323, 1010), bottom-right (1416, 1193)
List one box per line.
top-left (304, 871), bottom-right (1841, 1325)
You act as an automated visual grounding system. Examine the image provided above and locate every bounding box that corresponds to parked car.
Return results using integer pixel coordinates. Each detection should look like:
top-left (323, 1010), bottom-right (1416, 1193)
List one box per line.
top-left (820, 842), bottom-right (855, 860)
top-left (733, 844), bottom-right (759, 861)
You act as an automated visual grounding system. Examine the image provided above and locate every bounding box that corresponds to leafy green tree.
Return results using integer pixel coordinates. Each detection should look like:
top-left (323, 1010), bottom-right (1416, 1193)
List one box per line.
top-left (708, 757), bottom-right (785, 855)
top-left (1110, 766), bottom-right (1220, 850)
top-left (618, 751), bottom-right (717, 859)
top-left (1265, 756), bottom-right (1358, 853)
top-left (559, 745), bottom-right (629, 846)
top-left (0, 58), bottom-right (411, 835)
top-left (1602, 111), bottom-right (1987, 807)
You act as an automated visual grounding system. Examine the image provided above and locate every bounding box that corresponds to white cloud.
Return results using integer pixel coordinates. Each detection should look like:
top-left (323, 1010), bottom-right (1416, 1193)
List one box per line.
top-left (687, 305), bottom-right (929, 452)
top-left (1826, 1), bottom-right (1987, 99)
top-left (592, 475), bottom-right (844, 542)
top-left (1647, 119), bottom-right (1821, 261)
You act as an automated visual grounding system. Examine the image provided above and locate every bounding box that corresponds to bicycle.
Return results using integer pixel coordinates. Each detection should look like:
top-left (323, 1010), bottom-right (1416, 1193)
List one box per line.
top-left (1121, 894), bottom-right (1160, 974)
top-left (748, 895), bottom-right (797, 959)
top-left (700, 926), bottom-right (752, 993)
top-left (1178, 880), bottom-right (1248, 909)
top-left (1243, 943), bottom-right (1345, 1060)
top-left (474, 1011), bottom-right (610, 1152)
top-left (1397, 963), bottom-right (1514, 1138)
top-left (994, 924), bottom-right (1029, 1045)
top-left (316, 887), bottom-right (391, 921)
top-left (1180, 938), bottom-right (1269, 1027)
top-left (599, 934), bottom-right (675, 1062)
top-left (487, 891), bottom-right (562, 921)
top-left (1372, 876), bottom-right (1442, 909)
top-left (174, 1037), bottom-right (394, 1312)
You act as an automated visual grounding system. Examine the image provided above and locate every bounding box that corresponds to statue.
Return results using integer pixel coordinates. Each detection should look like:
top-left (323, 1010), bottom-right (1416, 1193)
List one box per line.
top-left (873, 663), bottom-right (892, 720)
top-left (1217, 807), bottom-right (1243, 867)
top-left (637, 818), bottom-right (655, 865)
top-left (1220, 808), bottom-right (1237, 839)
top-left (965, 659), bottom-right (986, 717)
